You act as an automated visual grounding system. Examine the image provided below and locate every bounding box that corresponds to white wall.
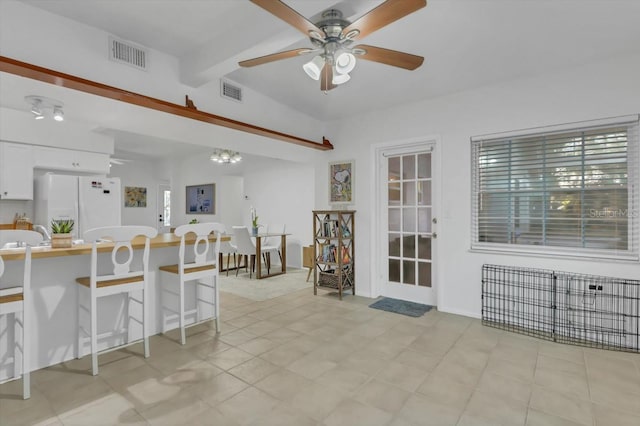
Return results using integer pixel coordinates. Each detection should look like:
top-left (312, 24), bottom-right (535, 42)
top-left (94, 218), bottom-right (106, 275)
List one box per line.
top-left (242, 160), bottom-right (315, 268)
top-left (169, 153), bottom-right (314, 268)
top-left (322, 52), bottom-right (640, 316)
top-left (170, 154), bottom-right (244, 232)
top-left (109, 159), bottom-right (166, 229)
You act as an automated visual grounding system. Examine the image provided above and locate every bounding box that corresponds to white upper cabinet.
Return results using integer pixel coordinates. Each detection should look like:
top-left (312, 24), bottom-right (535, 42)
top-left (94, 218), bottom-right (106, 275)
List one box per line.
top-left (33, 146), bottom-right (110, 174)
top-left (0, 142), bottom-right (34, 200)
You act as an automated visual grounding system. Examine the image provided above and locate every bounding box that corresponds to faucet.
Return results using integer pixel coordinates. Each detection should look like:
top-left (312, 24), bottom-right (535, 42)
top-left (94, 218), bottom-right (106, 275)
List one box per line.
top-left (33, 224), bottom-right (52, 242)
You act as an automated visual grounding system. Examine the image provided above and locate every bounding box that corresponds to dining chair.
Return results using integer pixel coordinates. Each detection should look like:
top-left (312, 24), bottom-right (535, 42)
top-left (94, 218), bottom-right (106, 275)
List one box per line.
top-left (218, 236), bottom-right (237, 276)
top-left (159, 222), bottom-right (224, 345)
top-left (264, 224), bottom-right (286, 264)
top-left (0, 230), bottom-right (43, 399)
top-left (75, 226), bottom-right (157, 376)
top-left (231, 226), bottom-right (277, 278)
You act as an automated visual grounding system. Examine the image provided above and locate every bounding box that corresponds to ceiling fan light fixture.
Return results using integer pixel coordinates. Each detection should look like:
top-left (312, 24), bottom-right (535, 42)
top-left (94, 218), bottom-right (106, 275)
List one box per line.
top-left (308, 30), bottom-right (325, 42)
top-left (335, 52), bottom-right (356, 75)
top-left (343, 29), bottom-right (360, 40)
top-left (352, 47), bottom-right (367, 56)
top-left (303, 55), bottom-right (325, 80)
top-left (332, 71), bottom-right (351, 85)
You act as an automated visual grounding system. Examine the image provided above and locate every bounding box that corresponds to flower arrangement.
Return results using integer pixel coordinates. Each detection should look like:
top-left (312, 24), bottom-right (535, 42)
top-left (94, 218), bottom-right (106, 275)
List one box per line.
top-left (250, 206), bottom-right (259, 229)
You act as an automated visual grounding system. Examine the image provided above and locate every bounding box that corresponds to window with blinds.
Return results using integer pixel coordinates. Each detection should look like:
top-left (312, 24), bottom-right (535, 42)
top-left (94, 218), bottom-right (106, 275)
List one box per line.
top-left (472, 116), bottom-right (639, 260)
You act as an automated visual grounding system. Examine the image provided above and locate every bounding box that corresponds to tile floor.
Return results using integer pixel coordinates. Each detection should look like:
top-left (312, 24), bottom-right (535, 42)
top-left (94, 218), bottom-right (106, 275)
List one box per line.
top-left (1, 272), bottom-right (639, 425)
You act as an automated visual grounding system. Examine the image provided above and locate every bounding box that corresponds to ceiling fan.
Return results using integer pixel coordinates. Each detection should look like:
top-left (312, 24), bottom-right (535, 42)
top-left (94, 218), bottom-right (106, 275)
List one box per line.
top-left (239, 0), bottom-right (427, 91)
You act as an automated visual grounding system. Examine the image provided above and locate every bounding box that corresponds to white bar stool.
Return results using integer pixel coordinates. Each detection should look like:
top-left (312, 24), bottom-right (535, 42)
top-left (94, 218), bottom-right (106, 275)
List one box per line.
top-left (75, 226), bottom-right (157, 376)
top-left (0, 230), bottom-right (43, 399)
top-left (159, 222), bottom-right (224, 345)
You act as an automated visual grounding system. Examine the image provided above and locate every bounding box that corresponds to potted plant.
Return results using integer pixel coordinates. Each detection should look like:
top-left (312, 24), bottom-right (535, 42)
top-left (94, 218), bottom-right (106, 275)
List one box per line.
top-left (50, 219), bottom-right (74, 248)
top-left (250, 207), bottom-right (260, 236)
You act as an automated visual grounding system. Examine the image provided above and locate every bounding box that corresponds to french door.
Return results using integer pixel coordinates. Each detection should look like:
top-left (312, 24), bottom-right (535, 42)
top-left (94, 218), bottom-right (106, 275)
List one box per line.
top-left (380, 145), bottom-right (437, 305)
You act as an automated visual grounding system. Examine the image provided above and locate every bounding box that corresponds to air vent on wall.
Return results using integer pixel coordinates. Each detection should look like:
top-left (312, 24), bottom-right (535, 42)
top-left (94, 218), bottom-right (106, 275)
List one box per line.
top-left (221, 80), bottom-right (243, 102)
top-left (109, 36), bottom-right (148, 71)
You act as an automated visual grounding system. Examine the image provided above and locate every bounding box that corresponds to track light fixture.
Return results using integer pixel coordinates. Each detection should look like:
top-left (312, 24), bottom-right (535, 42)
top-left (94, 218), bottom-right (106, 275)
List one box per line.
top-left (25, 95), bottom-right (64, 122)
top-left (210, 149), bottom-right (242, 164)
top-left (53, 106), bottom-right (64, 122)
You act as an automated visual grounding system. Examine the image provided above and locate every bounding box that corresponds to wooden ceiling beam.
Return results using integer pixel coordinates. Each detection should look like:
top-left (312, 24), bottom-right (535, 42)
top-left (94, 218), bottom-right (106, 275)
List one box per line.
top-left (0, 55), bottom-right (333, 151)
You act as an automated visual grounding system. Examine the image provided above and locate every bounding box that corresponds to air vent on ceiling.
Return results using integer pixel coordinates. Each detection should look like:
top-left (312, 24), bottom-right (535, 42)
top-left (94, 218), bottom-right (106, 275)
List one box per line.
top-left (221, 80), bottom-right (243, 103)
top-left (109, 36), bottom-right (148, 71)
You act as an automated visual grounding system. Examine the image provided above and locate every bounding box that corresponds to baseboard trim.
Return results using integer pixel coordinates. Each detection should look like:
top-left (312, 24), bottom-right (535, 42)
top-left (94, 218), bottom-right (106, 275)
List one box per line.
top-left (437, 306), bottom-right (481, 319)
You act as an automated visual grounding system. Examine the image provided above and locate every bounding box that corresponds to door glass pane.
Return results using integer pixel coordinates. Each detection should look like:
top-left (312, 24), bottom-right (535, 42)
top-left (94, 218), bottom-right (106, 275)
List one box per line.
top-left (403, 260), bottom-right (415, 285)
top-left (418, 262), bottom-right (432, 287)
top-left (403, 182), bottom-right (416, 205)
top-left (403, 208), bottom-right (416, 233)
top-left (403, 235), bottom-right (415, 258)
top-left (418, 236), bottom-right (431, 260)
top-left (388, 182), bottom-right (401, 206)
top-left (163, 190), bottom-right (171, 226)
top-left (389, 259), bottom-right (400, 282)
top-left (417, 181), bottom-right (431, 206)
top-left (418, 153), bottom-right (431, 178)
top-left (403, 156), bottom-right (415, 179)
top-left (389, 233), bottom-right (401, 257)
top-left (389, 208), bottom-right (400, 232)
top-left (418, 207), bottom-right (432, 233)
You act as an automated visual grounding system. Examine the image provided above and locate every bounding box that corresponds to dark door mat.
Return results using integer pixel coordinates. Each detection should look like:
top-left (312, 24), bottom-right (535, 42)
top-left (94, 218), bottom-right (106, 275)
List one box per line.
top-left (369, 297), bottom-right (433, 317)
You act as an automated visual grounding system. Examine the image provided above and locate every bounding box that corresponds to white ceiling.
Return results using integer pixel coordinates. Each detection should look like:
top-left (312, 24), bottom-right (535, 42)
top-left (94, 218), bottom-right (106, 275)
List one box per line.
top-left (18, 0), bottom-right (640, 123)
top-left (4, 0), bottom-right (640, 164)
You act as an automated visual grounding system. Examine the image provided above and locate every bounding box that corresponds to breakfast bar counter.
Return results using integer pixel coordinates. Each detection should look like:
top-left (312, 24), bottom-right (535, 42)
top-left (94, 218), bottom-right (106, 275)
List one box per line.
top-left (0, 233), bottom-right (229, 260)
top-left (0, 232), bottom-right (229, 379)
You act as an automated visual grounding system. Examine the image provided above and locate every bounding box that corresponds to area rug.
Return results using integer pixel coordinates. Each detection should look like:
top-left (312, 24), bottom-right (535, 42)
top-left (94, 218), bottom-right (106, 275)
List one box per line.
top-left (369, 297), bottom-right (433, 317)
top-left (219, 268), bottom-right (312, 301)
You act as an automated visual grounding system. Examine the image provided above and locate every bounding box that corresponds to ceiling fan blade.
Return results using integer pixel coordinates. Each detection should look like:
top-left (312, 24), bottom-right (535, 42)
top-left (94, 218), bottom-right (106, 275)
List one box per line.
top-left (251, 0), bottom-right (324, 38)
top-left (354, 45), bottom-right (424, 70)
top-left (320, 63), bottom-right (337, 91)
top-left (342, 0), bottom-right (426, 40)
top-left (239, 48), bottom-right (313, 67)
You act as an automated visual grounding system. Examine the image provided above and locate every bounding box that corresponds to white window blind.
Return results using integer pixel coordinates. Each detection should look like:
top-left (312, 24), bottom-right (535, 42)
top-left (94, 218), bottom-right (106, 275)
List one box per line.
top-left (472, 116), bottom-right (639, 260)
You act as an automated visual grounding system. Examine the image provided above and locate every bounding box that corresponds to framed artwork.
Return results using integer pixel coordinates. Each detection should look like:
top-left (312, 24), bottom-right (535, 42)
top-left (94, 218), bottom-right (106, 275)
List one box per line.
top-left (329, 160), bottom-right (354, 205)
top-left (186, 183), bottom-right (215, 214)
top-left (124, 186), bottom-right (147, 207)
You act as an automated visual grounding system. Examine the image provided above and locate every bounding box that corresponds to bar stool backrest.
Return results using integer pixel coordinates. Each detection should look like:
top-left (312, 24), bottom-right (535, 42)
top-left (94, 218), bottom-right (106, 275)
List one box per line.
top-left (83, 226), bottom-right (158, 283)
top-left (174, 223), bottom-right (225, 272)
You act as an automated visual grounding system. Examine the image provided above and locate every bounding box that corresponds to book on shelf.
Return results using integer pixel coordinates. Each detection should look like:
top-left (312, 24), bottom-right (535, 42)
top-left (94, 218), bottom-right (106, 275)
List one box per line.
top-left (315, 243), bottom-right (351, 264)
top-left (321, 219), bottom-right (341, 237)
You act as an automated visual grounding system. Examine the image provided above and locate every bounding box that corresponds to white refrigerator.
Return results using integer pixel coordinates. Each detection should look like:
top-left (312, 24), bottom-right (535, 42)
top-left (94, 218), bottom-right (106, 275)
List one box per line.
top-left (35, 174), bottom-right (122, 239)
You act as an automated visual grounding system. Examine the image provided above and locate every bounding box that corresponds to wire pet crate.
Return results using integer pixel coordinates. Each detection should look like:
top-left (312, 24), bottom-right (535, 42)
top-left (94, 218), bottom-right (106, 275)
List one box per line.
top-left (482, 264), bottom-right (640, 353)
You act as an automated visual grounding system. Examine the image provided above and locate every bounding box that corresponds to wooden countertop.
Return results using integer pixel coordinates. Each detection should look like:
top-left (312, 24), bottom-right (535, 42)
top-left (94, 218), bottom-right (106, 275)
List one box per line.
top-left (0, 233), bottom-right (229, 261)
